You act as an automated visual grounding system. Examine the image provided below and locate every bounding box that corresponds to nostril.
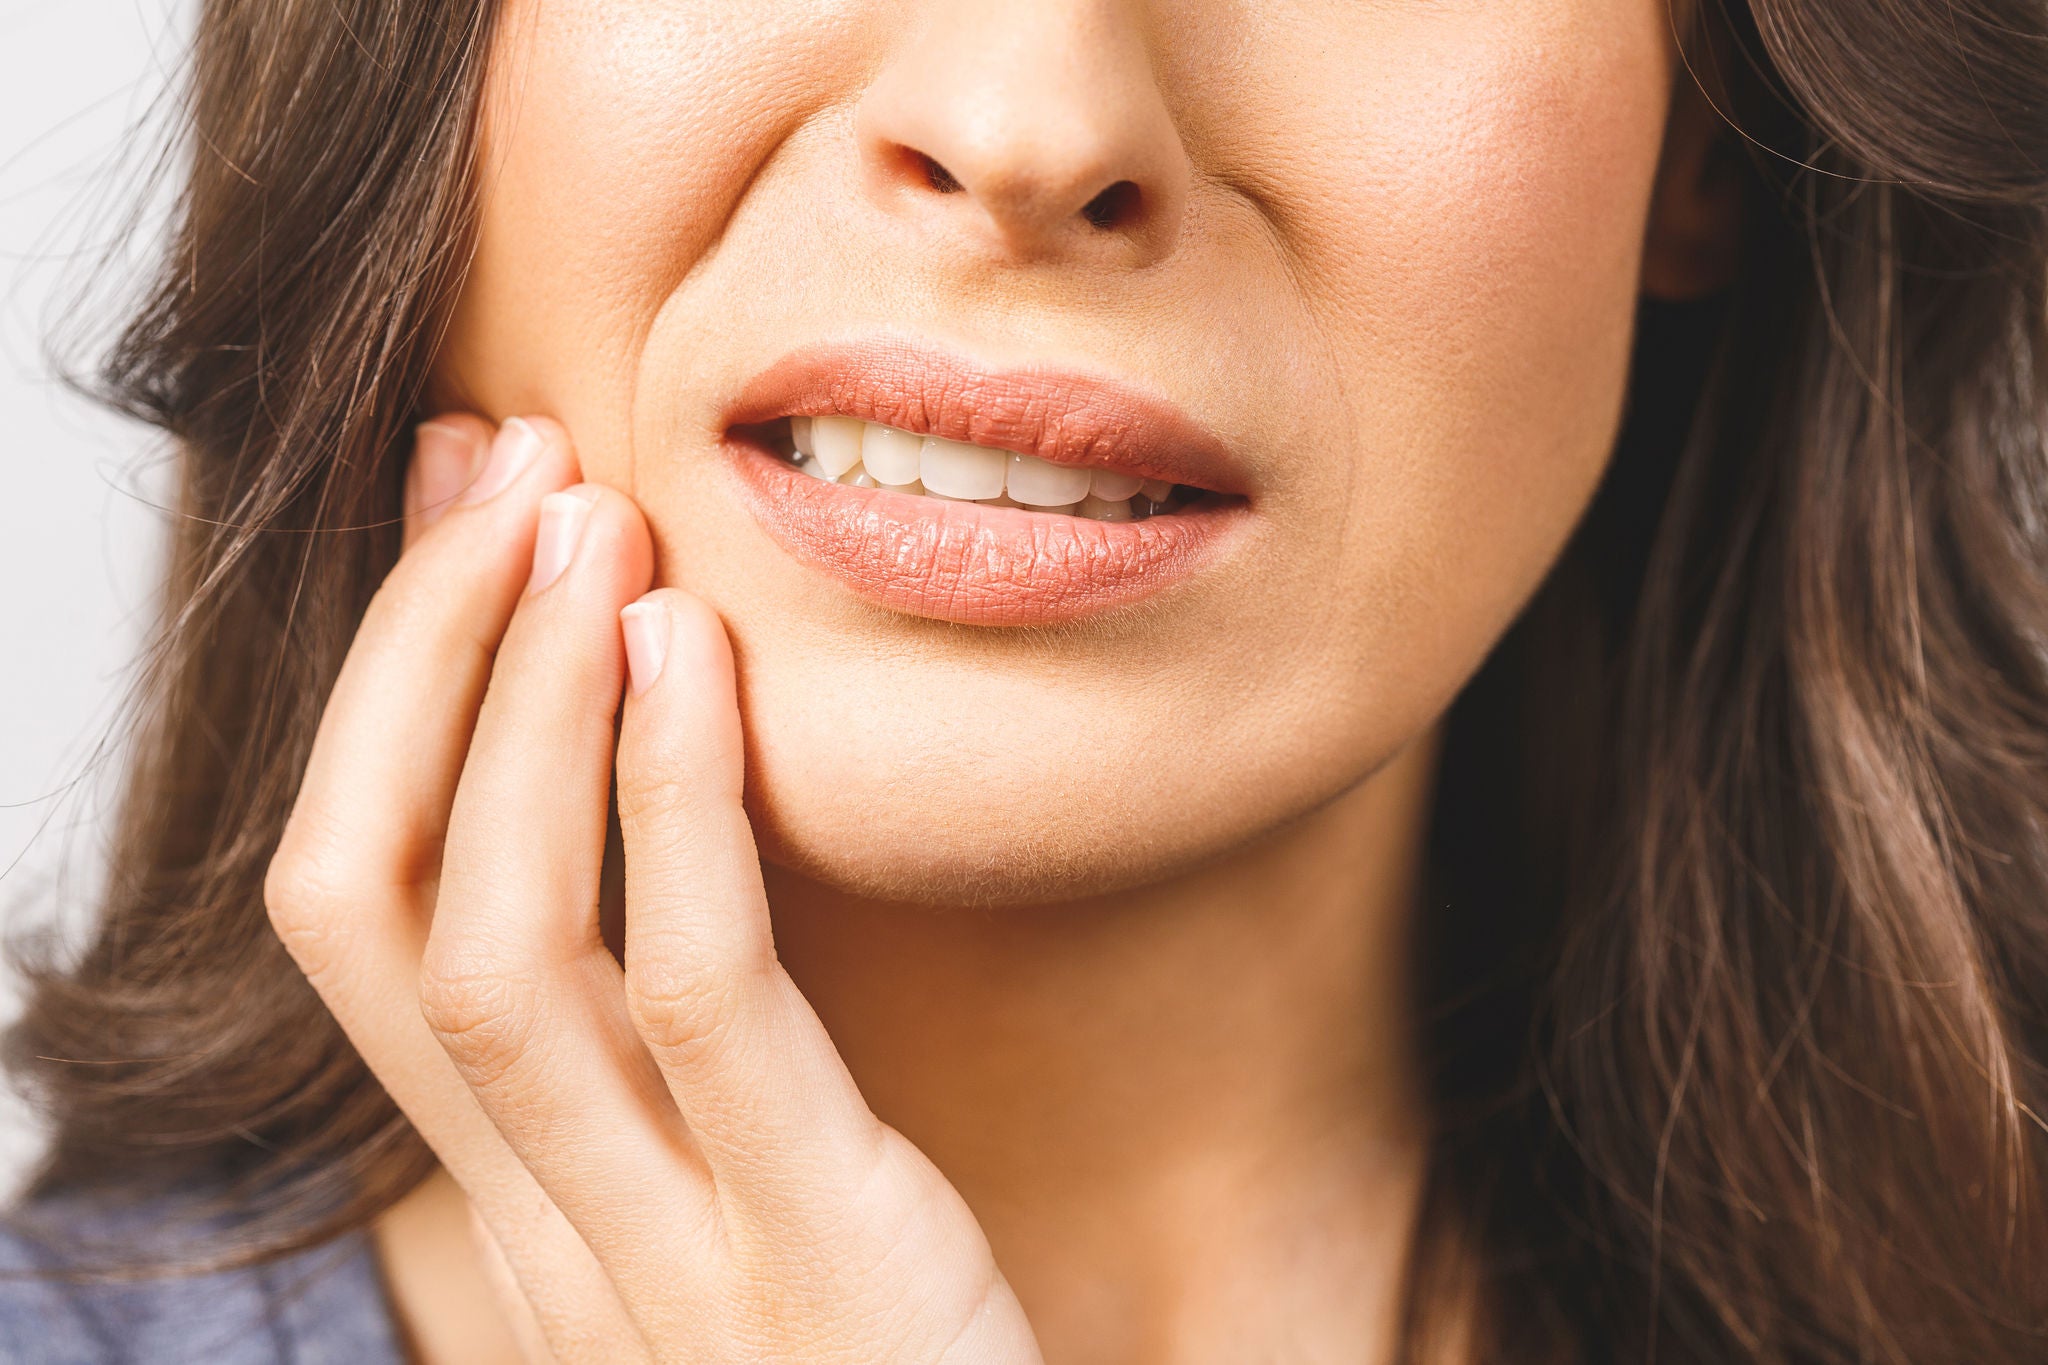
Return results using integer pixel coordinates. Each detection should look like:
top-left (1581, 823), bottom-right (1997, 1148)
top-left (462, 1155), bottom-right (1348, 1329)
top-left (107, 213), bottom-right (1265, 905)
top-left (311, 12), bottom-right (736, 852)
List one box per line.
top-left (919, 152), bottom-right (964, 195)
top-left (1080, 180), bottom-right (1140, 231)
top-left (879, 144), bottom-right (965, 196)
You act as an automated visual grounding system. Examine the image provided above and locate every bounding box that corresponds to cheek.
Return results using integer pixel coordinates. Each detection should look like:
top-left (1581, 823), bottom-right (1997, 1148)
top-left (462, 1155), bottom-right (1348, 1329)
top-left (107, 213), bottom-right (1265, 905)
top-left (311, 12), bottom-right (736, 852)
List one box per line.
top-left (1367, 29), bottom-right (1670, 483)
top-left (1275, 3), bottom-right (1675, 706)
top-left (1385, 11), bottom-right (1670, 478)
top-left (437, 0), bottom-right (856, 460)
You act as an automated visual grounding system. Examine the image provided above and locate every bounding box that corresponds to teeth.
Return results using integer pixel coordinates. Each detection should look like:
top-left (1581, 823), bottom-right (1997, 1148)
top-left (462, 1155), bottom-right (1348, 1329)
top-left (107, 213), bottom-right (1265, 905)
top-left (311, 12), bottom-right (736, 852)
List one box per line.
top-left (860, 424), bottom-right (924, 485)
top-left (812, 416), bottom-right (865, 477)
top-left (1078, 494), bottom-right (1134, 522)
top-left (1089, 470), bottom-right (1144, 502)
top-left (1005, 452), bottom-right (1092, 507)
top-left (787, 418), bottom-right (1186, 521)
top-left (920, 436), bottom-right (1008, 500)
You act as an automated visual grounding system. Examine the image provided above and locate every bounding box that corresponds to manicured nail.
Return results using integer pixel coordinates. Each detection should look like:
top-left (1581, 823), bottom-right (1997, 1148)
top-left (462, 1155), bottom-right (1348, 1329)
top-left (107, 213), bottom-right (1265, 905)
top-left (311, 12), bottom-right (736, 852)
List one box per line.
top-left (620, 600), bottom-right (670, 696)
top-left (461, 417), bottom-right (547, 505)
top-left (409, 422), bottom-right (484, 528)
top-left (528, 487), bottom-right (600, 593)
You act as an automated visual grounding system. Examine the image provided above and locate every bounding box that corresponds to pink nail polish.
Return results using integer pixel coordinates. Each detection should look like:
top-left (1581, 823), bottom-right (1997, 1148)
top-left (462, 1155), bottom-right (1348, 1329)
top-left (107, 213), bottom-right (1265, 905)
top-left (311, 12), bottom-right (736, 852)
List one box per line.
top-left (528, 488), bottom-right (599, 593)
top-left (620, 601), bottom-right (670, 695)
top-left (462, 418), bottom-right (547, 505)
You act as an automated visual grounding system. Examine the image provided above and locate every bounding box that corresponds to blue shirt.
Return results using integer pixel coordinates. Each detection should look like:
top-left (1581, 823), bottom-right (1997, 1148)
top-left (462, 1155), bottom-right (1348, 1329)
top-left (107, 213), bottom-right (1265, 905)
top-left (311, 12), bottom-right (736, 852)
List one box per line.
top-left (0, 1190), bottom-right (406, 1364)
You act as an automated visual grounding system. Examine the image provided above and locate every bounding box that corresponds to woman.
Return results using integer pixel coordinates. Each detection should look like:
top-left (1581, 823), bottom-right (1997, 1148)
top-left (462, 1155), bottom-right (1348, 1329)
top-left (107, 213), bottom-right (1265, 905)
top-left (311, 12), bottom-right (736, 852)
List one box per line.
top-left (2, 0), bottom-right (2043, 1359)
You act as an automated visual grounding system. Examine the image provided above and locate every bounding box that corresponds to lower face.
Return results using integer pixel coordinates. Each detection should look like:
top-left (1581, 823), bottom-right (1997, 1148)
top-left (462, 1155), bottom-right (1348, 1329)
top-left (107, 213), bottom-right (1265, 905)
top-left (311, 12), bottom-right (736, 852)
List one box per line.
top-left (437, 0), bottom-right (1676, 906)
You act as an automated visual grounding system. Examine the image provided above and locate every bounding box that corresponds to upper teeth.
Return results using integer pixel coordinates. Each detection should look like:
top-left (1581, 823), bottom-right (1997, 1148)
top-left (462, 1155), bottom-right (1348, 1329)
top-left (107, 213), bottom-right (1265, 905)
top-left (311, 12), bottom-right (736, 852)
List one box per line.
top-left (790, 416), bottom-right (1177, 519)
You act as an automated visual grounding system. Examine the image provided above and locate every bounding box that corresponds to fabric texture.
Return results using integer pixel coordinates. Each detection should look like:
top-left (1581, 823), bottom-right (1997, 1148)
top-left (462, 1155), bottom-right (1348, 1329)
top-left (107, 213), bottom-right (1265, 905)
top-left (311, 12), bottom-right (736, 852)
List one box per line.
top-left (0, 1189), bottom-right (406, 1365)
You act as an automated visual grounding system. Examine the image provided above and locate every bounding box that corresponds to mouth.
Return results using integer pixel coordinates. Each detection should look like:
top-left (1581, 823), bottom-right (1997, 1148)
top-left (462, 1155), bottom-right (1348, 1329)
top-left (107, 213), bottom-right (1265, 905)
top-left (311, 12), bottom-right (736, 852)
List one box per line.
top-left (721, 340), bottom-right (1252, 627)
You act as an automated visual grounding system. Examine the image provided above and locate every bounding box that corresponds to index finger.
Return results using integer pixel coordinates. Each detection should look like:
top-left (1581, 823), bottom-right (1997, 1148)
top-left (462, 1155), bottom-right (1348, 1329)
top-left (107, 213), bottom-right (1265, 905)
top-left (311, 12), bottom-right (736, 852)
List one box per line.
top-left (272, 418), bottom-right (573, 910)
top-left (264, 417), bottom-right (651, 1356)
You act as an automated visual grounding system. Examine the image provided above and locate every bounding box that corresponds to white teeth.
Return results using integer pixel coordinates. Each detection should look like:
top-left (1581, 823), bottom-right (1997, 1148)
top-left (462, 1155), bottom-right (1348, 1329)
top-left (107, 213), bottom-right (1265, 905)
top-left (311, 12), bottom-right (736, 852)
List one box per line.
top-left (812, 416), bottom-right (865, 477)
top-left (920, 436), bottom-right (1007, 500)
top-left (1088, 469), bottom-right (1143, 502)
top-left (1005, 452), bottom-right (1092, 507)
top-left (788, 418), bottom-right (1185, 520)
top-left (860, 424), bottom-right (924, 485)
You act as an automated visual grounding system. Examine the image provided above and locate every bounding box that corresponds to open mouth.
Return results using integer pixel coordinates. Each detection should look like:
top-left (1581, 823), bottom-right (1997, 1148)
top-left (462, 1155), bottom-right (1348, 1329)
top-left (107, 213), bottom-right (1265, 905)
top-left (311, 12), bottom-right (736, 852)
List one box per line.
top-left (752, 415), bottom-right (1220, 522)
top-left (719, 341), bottom-right (1253, 625)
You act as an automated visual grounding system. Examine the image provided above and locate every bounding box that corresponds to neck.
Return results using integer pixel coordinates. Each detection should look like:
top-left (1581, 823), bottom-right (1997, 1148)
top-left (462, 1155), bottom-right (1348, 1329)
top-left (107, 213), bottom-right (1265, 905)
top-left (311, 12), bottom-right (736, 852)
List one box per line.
top-left (765, 729), bottom-right (1441, 1361)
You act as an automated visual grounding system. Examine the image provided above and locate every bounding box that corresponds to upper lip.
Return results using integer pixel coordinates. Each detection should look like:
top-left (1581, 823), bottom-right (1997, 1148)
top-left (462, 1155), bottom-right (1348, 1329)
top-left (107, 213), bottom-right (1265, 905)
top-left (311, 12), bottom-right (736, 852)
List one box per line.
top-left (723, 337), bottom-right (1252, 495)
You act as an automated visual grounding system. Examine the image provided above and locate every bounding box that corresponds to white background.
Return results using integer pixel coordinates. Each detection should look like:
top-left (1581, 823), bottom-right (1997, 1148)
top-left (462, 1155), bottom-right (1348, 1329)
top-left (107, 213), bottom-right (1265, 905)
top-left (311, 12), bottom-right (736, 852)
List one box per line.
top-left (0, 0), bottom-right (190, 1188)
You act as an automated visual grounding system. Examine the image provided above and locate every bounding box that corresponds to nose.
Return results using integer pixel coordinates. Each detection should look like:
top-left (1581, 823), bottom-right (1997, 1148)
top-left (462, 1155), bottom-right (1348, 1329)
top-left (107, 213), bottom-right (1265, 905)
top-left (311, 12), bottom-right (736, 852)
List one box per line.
top-left (856, 1), bottom-right (1192, 266)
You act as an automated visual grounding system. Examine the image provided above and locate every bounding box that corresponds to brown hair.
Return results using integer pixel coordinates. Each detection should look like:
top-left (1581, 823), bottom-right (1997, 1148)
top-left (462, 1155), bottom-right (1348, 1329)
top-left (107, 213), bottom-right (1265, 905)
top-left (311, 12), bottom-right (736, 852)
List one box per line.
top-left (8, 0), bottom-right (2046, 1358)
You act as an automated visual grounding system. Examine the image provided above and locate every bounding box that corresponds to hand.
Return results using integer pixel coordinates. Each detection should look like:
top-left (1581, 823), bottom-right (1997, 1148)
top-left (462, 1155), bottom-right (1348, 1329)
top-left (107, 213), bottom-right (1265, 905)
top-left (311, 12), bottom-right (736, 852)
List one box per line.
top-left (264, 415), bottom-right (1043, 1364)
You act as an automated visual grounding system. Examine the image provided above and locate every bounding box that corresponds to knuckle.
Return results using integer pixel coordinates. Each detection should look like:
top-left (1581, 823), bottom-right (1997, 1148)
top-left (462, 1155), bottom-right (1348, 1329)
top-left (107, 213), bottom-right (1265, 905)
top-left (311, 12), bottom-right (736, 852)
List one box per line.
top-left (618, 712), bottom-right (744, 816)
top-left (416, 950), bottom-right (542, 1083)
top-left (614, 765), bottom-right (698, 827)
top-left (623, 936), bottom-right (765, 1061)
top-left (262, 841), bottom-right (358, 972)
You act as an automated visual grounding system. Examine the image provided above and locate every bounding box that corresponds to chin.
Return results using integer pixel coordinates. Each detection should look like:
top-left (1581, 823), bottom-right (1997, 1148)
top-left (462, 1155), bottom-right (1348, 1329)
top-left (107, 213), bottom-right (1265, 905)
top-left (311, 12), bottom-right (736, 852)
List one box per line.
top-left (736, 729), bottom-right (1190, 909)
top-left (728, 676), bottom-right (1400, 910)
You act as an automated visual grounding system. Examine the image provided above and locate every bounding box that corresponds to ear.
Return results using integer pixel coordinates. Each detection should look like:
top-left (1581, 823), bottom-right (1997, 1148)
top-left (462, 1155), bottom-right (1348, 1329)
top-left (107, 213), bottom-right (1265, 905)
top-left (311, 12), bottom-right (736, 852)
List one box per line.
top-left (1641, 65), bottom-right (1746, 301)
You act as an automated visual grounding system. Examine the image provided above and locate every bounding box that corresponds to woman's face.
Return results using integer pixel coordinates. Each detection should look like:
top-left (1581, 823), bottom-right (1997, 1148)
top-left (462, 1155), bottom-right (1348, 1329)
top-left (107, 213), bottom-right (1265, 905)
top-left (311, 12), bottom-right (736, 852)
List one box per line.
top-left (439, 0), bottom-right (1680, 905)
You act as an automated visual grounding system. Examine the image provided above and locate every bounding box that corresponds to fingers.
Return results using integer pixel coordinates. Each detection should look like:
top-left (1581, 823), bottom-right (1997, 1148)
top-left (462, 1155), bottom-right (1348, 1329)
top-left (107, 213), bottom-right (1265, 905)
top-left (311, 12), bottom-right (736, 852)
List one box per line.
top-left (403, 415), bottom-right (494, 549)
top-left (420, 480), bottom-right (726, 1281)
top-left (270, 416), bottom-right (573, 1019)
top-left (433, 482), bottom-right (650, 955)
top-left (267, 416), bottom-right (652, 1359)
top-left (613, 590), bottom-right (887, 1205)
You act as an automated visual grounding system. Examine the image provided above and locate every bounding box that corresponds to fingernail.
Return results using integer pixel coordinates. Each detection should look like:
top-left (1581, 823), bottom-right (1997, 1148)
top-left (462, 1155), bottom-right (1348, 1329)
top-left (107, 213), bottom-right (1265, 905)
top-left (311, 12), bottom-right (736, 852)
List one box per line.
top-left (461, 417), bottom-right (547, 505)
top-left (409, 422), bottom-right (484, 528)
top-left (528, 487), bottom-right (600, 594)
top-left (620, 600), bottom-right (670, 696)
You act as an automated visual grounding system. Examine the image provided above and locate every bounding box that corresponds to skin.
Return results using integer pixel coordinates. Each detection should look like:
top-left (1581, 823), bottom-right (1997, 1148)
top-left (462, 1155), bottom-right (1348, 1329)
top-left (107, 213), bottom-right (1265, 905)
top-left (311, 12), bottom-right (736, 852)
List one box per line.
top-left (267, 0), bottom-right (1739, 1360)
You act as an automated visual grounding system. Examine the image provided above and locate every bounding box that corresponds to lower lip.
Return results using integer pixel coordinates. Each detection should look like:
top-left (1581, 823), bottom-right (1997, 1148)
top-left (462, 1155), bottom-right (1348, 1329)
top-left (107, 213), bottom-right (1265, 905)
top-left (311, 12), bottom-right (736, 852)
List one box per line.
top-left (727, 442), bottom-right (1248, 626)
